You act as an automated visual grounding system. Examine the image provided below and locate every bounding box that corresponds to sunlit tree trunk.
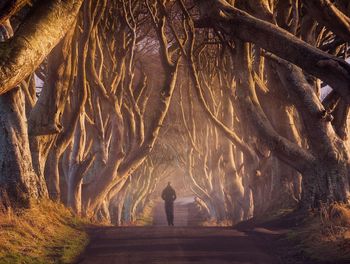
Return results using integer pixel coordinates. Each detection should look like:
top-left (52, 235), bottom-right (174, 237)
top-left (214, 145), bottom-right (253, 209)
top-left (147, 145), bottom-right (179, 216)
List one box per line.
top-left (0, 0), bottom-right (83, 95)
top-left (221, 94), bottom-right (245, 223)
top-left (0, 88), bottom-right (45, 209)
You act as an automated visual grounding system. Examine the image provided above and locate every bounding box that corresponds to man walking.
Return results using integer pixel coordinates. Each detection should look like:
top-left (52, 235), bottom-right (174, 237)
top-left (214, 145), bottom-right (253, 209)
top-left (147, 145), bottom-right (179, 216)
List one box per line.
top-left (161, 182), bottom-right (176, 226)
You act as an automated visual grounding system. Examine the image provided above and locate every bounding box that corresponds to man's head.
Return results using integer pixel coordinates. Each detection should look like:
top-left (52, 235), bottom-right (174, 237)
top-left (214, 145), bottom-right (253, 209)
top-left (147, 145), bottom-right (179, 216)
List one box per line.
top-left (167, 181), bottom-right (171, 186)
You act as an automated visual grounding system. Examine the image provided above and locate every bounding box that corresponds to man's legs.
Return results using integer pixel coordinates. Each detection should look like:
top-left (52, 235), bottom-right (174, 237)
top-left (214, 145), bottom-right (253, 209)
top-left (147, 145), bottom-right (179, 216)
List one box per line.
top-left (165, 202), bottom-right (174, 226)
top-left (169, 205), bottom-right (174, 225)
top-left (165, 203), bottom-right (170, 225)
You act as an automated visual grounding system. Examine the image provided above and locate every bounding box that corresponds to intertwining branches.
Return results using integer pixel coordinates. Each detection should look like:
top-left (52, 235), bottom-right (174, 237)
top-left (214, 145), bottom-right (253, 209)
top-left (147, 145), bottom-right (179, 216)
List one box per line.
top-left (1, 0), bottom-right (350, 220)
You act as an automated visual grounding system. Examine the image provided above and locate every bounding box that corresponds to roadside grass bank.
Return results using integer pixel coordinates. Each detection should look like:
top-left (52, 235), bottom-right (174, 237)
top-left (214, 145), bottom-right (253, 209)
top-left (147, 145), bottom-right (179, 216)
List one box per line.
top-left (287, 203), bottom-right (350, 263)
top-left (235, 204), bottom-right (350, 264)
top-left (0, 200), bottom-right (90, 264)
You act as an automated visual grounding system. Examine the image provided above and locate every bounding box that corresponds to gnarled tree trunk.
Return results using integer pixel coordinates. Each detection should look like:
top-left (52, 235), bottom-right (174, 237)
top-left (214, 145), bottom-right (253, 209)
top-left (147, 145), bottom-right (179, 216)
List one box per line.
top-left (0, 88), bottom-right (46, 209)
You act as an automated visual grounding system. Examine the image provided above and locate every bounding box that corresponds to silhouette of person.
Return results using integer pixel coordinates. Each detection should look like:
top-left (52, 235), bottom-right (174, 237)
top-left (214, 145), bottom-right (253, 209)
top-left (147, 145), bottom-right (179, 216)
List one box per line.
top-left (161, 182), bottom-right (176, 226)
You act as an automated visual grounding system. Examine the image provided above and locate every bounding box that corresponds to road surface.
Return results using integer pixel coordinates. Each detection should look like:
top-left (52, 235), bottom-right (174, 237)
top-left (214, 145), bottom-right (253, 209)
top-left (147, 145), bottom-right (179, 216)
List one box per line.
top-left (152, 197), bottom-right (195, 226)
top-left (77, 200), bottom-right (286, 264)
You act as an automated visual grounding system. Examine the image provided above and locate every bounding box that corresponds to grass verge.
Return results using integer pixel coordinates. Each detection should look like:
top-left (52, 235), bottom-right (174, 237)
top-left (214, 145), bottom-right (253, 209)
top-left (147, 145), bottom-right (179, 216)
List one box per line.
top-left (234, 204), bottom-right (350, 263)
top-left (0, 200), bottom-right (89, 264)
top-left (286, 203), bottom-right (350, 263)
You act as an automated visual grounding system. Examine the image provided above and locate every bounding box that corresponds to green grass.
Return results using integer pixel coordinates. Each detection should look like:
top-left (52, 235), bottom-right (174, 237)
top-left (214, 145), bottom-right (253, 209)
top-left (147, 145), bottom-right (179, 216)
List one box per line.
top-left (0, 200), bottom-right (90, 264)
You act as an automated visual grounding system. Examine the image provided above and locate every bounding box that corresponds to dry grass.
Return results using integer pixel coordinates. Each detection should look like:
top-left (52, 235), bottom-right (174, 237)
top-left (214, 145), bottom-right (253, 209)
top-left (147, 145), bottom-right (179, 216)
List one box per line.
top-left (201, 219), bottom-right (232, 227)
top-left (0, 200), bottom-right (89, 264)
top-left (322, 203), bottom-right (350, 230)
top-left (288, 203), bottom-right (350, 263)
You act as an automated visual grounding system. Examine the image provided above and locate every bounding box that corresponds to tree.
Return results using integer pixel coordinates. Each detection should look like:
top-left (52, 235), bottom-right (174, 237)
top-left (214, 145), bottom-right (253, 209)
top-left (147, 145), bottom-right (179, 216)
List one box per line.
top-left (1, 0), bottom-right (350, 224)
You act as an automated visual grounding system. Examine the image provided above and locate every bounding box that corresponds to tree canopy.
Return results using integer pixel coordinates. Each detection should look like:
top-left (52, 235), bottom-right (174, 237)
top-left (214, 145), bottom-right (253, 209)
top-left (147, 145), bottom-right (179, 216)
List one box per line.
top-left (0, 0), bottom-right (350, 224)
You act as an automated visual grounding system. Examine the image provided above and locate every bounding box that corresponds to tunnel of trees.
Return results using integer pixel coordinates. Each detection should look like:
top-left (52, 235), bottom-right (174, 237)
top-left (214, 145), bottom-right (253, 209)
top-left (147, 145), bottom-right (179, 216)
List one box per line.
top-left (0, 0), bottom-right (350, 225)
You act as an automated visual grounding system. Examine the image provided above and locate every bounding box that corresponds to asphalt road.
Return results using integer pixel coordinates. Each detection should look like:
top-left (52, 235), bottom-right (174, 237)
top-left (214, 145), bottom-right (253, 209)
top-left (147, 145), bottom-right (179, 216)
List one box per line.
top-left (76, 226), bottom-right (282, 264)
top-left (77, 201), bottom-right (284, 264)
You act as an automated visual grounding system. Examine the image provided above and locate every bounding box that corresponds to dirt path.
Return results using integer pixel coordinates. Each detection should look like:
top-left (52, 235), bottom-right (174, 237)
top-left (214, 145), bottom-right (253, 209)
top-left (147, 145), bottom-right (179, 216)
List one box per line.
top-left (77, 201), bottom-right (288, 264)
